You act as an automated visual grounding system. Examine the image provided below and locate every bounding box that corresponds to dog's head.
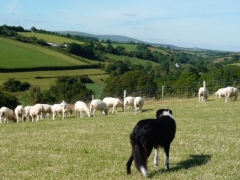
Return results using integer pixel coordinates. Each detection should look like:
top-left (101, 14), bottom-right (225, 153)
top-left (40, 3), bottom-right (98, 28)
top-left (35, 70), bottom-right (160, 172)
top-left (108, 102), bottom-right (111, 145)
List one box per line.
top-left (156, 109), bottom-right (173, 119)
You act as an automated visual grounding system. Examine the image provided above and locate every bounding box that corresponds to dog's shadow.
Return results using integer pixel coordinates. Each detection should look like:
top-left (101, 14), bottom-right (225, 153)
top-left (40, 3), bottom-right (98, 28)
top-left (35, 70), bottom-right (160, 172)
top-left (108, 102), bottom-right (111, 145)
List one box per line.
top-left (149, 154), bottom-right (211, 177)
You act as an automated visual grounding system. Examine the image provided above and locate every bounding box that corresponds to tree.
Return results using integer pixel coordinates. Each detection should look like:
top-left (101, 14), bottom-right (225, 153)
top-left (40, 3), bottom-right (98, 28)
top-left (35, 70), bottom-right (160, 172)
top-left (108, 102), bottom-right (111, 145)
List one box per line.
top-left (2, 78), bottom-right (30, 92)
top-left (102, 71), bottom-right (157, 97)
top-left (31, 26), bottom-right (37, 32)
top-left (0, 90), bottom-right (19, 109)
top-left (47, 76), bottom-right (94, 103)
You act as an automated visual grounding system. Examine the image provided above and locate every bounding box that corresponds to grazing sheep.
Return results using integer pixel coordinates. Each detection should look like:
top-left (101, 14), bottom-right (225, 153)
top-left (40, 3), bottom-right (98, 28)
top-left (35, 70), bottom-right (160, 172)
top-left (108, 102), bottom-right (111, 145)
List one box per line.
top-left (60, 101), bottom-right (72, 119)
top-left (0, 107), bottom-right (17, 123)
top-left (198, 87), bottom-right (209, 102)
top-left (51, 101), bottom-right (72, 120)
top-left (126, 109), bottom-right (176, 177)
top-left (124, 96), bottom-right (135, 113)
top-left (14, 105), bottom-right (26, 123)
top-left (29, 104), bottom-right (44, 122)
top-left (134, 97), bottom-right (144, 112)
top-left (41, 104), bottom-right (53, 119)
top-left (89, 99), bottom-right (108, 117)
top-left (103, 97), bottom-right (124, 114)
top-left (225, 86), bottom-right (238, 103)
top-left (215, 88), bottom-right (226, 98)
top-left (74, 101), bottom-right (91, 118)
top-left (24, 106), bottom-right (33, 121)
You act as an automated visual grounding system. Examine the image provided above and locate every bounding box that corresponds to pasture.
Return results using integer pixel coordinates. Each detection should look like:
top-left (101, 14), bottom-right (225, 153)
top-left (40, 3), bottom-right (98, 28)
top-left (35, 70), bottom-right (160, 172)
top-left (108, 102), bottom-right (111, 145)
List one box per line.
top-left (18, 32), bottom-right (85, 45)
top-left (0, 69), bottom-right (108, 91)
top-left (0, 37), bottom-right (90, 68)
top-left (105, 54), bottom-right (159, 67)
top-left (0, 98), bottom-right (239, 179)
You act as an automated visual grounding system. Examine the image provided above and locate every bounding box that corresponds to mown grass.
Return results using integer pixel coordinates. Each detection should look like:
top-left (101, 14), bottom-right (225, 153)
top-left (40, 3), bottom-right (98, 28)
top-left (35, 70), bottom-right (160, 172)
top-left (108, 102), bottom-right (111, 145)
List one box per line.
top-left (0, 98), bottom-right (239, 179)
top-left (0, 69), bottom-right (107, 90)
top-left (106, 54), bottom-right (159, 67)
top-left (0, 37), bottom-right (89, 68)
top-left (18, 32), bottom-right (85, 45)
top-left (148, 47), bottom-right (169, 55)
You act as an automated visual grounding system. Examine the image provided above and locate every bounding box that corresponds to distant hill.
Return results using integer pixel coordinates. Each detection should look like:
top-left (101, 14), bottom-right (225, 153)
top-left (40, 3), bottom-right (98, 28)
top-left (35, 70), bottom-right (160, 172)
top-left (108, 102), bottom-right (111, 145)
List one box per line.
top-left (57, 31), bottom-right (210, 51)
top-left (57, 31), bottom-right (143, 43)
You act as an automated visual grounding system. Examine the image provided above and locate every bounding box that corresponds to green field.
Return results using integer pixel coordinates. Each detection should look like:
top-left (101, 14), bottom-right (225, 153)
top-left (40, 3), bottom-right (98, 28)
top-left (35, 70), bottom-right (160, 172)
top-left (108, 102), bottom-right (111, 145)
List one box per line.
top-left (18, 32), bottom-right (85, 45)
top-left (106, 54), bottom-right (160, 67)
top-left (0, 37), bottom-right (89, 68)
top-left (0, 69), bottom-right (108, 90)
top-left (0, 98), bottom-right (239, 179)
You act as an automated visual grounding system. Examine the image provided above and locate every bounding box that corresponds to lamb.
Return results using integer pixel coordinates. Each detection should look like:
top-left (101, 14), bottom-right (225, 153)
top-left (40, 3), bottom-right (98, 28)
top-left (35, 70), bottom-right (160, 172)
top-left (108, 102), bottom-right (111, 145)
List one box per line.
top-left (126, 109), bottom-right (176, 177)
top-left (198, 87), bottom-right (209, 102)
top-left (89, 99), bottom-right (108, 117)
top-left (41, 104), bottom-right (52, 119)
top-left (51, 101), bottom-right (72, 120)
top-left (134, 97), bottom-right (144, 112)
top-left (103, 97), bottom-right (124, 114)
top-left (215, 88), bottom-right (226, 98)
top-left (24, 106), bottom-right (33, 121)
top-left (0, 107), bottom-right (17, 123)
top-left (30, 104), bottom-right (44, 122)
top-left (225, 86), bottom-right (238, 103)
top-left (14, 105), bottom-right (26, 123)
top-left (74, 101), bottom-right (91, 118)
top-left (124, 96), bottom-right (135, 113)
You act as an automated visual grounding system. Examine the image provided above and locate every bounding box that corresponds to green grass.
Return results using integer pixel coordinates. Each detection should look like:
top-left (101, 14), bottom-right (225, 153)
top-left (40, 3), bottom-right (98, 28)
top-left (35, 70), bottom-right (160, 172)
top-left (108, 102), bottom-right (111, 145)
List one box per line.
top-left (18, 32), bottom-right (85, 45)
top-left (0, 37), bottom-right (89, 68)
top-left (106, 54), bottom-right (160, 67)
top-left (111, 43), bottom-right (138, 51)
top-left (0, 98), bottom-right (239, 179)
top-left (0, 69), bottom-right (107, 90)
top-left (148, 47), bottom-right (169, 55)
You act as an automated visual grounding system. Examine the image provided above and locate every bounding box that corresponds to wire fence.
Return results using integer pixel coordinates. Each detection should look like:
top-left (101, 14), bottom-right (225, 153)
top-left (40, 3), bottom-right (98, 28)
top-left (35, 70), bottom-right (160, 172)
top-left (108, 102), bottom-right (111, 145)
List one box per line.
top-left (90, 79), bottom-right (240, 102)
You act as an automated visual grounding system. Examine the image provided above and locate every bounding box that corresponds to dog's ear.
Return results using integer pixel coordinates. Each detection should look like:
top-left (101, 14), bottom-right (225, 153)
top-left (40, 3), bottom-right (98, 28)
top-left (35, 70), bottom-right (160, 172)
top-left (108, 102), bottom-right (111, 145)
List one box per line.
top-left (168, 109), bottom-right (173, 115)
top-left (156, 109), bottom-right (165, 118)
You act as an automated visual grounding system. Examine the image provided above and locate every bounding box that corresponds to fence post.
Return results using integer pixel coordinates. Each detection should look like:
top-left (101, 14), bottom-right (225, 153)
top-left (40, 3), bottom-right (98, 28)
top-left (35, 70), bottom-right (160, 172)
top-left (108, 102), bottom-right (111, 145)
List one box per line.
top-left (162, 86), bottom-right (164, 100)
top-left (92, 94), bottom-right (95, 100)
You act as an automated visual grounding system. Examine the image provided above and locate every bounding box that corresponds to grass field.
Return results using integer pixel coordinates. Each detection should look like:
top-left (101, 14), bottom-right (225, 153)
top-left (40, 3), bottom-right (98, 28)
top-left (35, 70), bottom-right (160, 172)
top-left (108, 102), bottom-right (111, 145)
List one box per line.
top-left (0, 69), bottom-right (108, 90)
top-left (0, 98), bottom-right (239, 179)
top-left (0, 37), bottom-right (89, 68)
top-left (18, 32), bottom-right (85, 45)
top-left (106, 54), bottom-right (160, 67)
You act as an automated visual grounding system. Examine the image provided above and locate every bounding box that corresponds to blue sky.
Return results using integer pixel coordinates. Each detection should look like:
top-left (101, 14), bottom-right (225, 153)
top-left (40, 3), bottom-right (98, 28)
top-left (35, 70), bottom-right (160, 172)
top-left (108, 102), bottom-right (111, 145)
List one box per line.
top-left (0, 0), bottom-right (239, 51)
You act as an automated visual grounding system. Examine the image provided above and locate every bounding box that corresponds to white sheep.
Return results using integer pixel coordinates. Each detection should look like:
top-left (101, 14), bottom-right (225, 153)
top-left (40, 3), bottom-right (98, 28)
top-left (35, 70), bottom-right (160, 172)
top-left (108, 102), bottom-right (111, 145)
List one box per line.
top-left (14, 105), bottom-right (26, 123)
top-left (198, 87), bottom-right (209, 102)
top-left (225, 86), bottom-right (238, 103)
top-left (0, 107), bottom-right (17, 123)
top-left (103, 97), bottom-right (124, 114)
top-left (74, 101), bottom-right (91, 118)
top-left (90, 99), bottom-right (108, 117)
top-left (134, 97), bottom-right (144, 112)
top-left (29, 104), bottom-right (44, 122)
top-left (41, 104), bottom-right (52, 119)
top-left (51, 101), bottom-right (72, 120)
top-left (124, 96), bottom-right (135, 113)
top-left (24, 106), bottom-right (33, 121)
top-left (215, 88), bottom-right (226, 98)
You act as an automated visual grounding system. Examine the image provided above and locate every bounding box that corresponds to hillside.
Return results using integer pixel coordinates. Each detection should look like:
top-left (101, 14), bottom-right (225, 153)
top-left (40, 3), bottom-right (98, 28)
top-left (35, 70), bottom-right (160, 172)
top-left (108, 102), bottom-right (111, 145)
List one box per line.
top-left (57, 31), bottom-right (143, 43)
top-left (0, 37), bottom-right (93, 69)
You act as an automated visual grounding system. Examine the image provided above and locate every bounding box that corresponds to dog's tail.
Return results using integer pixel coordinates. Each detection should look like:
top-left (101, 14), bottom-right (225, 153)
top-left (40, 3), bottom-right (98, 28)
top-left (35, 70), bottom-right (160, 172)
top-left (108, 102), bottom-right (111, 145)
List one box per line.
top-left (131, 135), bottom-right (148, 176)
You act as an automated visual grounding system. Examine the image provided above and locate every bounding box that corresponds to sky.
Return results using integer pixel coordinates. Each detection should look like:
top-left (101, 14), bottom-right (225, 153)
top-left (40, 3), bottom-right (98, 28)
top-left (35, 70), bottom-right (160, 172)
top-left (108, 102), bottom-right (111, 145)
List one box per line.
top-left (0, 0), bottom-right (240, 52)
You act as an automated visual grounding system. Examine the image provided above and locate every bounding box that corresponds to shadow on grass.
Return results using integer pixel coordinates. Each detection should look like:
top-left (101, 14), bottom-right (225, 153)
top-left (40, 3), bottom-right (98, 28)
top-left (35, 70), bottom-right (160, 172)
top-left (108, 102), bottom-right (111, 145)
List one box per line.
top-left (149, 154), bottom-right (211, 178)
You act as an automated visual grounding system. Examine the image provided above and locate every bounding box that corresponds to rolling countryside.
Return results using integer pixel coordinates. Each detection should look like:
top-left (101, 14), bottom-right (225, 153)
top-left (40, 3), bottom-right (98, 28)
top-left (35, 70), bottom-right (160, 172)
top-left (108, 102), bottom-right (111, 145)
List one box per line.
top-left (0, 24), bottom-right (240, 180)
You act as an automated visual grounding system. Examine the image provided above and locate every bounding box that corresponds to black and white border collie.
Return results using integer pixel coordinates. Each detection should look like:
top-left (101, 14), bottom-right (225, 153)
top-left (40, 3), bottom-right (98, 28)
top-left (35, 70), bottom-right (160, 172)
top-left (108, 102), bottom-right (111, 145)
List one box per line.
top-left (126, 109), bottom-right (176, 177)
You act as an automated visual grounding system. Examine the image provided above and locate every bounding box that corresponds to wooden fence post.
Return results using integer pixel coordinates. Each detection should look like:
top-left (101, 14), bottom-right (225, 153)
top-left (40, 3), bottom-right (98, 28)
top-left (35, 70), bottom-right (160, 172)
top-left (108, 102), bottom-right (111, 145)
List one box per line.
top-left (162, 86), bottom-right (164, 99)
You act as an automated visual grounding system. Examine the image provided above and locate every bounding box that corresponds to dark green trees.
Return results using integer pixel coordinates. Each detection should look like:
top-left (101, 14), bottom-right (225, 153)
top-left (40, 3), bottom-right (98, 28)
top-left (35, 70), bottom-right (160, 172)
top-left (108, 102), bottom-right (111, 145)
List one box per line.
top-left (102, 71), bottom-right (157, 97)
